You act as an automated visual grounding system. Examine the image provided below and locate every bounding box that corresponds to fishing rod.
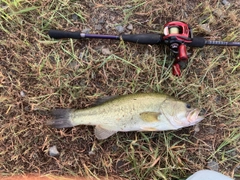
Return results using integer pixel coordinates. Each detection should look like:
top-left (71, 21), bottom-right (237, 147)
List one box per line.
top-left (48, 21), bottom-right (240, 76)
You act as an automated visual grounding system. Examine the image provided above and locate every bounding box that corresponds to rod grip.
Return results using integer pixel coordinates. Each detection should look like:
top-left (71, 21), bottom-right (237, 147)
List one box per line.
top-left (121, 34), bottom-right (163, 45)
top-left (48, 30), bottom-right (81, 39)
top-left (188, 37), bottom-right (205, 47)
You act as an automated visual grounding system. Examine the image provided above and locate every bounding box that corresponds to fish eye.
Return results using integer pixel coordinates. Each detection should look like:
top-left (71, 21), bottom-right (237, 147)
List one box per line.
top-left (186, 104), bottom-right (191, 109)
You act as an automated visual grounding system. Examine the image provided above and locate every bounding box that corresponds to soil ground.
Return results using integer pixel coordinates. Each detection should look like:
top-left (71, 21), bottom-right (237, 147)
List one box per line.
top-left (0, 0), bottom-right (239, 179)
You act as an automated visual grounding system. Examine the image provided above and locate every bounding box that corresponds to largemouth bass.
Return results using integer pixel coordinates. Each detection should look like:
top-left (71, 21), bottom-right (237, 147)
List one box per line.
top-left (48, 93), bottom-right (204, 139)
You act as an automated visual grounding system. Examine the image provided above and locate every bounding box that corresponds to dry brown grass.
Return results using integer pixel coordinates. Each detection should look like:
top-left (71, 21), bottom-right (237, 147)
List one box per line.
top-left (0, 0), bottom-right (239, 179)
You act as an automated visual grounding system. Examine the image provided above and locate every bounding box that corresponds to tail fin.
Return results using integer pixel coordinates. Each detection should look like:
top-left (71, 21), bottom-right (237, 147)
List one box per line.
top-left (47, 109), bottom-right (74, 128)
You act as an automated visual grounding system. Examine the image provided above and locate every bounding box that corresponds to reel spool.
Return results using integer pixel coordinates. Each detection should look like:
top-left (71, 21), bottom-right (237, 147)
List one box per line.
top-left (169, 27), bottom-right (180, 34)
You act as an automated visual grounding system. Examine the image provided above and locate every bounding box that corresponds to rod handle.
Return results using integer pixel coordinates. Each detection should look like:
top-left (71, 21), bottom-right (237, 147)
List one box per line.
top-left (121, 34), bottom-right (163, 45)
top-left (188, 37), bottom-right (205, 47)
top-left (48, 30), bottom-right (81, 39)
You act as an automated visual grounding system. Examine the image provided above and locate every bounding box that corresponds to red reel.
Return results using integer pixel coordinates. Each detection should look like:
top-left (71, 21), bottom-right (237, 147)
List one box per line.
top-left (163, 21), bottom-right (192, 76)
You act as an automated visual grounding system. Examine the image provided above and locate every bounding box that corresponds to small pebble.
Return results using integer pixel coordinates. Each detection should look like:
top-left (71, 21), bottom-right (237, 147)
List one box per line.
top-left (110, 16), bottom-right (115, 21)
top-left (207, 127), bottom-right (216, 134)
top-left (194, 123), bottom-right (200, 133)
top-left (49, 145), bottom-right (60, 157)
top-left (88, 150), bottom-right (95, 156)
top-left (199, 24), bottom-right (211, 33)
top-left (222, 0), bottom-right (230, 6)
top-left (102, 48), bottom-right (111, 55)
top-left (69, 60), bottom-right (80, 70)
top-left (126, 24), bottom-right (133, 30)
top-left (72, 14), bottom-right (79, 21)
top-left (81, 28), bottom-right (91, 34)
top-left (98, 18), bottom-right (105, 24)
top-left (79, 52), bottom-right (84, 59)
top-left (92, 18), bottom-right (98, 24)
top-left (207, 160), bottom-right (219, 171)
top-left (20, 91), bottom-right (25, 97)
top-left (213, 9), bottom-right (224, 19)
top-left (126, 5), bottom-right (132, 8)
top-left (95, 24), bottom-right (102, 31)
top-left (115, 25), bottom-right (125, 33)
top-left (230, 150), bottom-right (237, 156)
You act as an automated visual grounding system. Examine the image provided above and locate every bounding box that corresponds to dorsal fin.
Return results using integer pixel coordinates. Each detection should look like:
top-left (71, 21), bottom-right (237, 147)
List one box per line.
top-left (92, 95), bottom-right (119, 106)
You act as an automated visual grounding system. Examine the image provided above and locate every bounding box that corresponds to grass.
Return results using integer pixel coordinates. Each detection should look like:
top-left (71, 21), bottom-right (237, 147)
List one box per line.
top-left (0, 0), bottom-right (240, 179)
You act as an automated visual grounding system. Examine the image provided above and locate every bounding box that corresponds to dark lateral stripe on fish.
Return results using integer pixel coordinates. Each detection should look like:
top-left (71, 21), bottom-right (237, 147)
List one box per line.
top-left (47, 109), bottom-right (73, 128)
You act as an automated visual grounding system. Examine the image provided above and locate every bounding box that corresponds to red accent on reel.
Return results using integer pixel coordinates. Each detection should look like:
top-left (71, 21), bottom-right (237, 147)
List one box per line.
top-left (177, 44), bottom-right (188, 61)
top-left (172, 63), bottom-right (181, 76)
top-left (163, 21), bottom-right (193, 40)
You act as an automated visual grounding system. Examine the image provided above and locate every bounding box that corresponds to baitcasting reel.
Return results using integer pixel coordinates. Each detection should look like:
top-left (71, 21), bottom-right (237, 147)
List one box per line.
top-left (163, 21), bottom-right (194, 75)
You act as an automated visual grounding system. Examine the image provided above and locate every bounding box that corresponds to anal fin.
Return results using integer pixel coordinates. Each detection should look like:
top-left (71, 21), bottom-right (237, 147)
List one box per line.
top-left (94, 125), bottom-right (117, 140)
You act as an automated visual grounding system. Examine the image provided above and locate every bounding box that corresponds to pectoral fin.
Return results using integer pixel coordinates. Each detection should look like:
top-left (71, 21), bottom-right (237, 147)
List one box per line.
top-left (140, 112), bottom-right (161, 122)
top-left (94, 126), bottom-right (117, 140)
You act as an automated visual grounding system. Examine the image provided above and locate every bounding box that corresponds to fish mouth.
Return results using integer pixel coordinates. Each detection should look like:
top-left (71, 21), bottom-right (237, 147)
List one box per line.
top-left (187, 109), bottom-right (204, 125)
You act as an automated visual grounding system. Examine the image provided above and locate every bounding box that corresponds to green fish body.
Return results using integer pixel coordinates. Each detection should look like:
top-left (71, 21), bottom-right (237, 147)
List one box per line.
top-left (48, 93), bottom-right (204, 139)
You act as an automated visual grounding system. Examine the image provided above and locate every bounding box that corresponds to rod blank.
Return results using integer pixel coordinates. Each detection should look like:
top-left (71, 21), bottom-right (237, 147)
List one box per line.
top-left (205, 40), bottom-right (240, 46)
